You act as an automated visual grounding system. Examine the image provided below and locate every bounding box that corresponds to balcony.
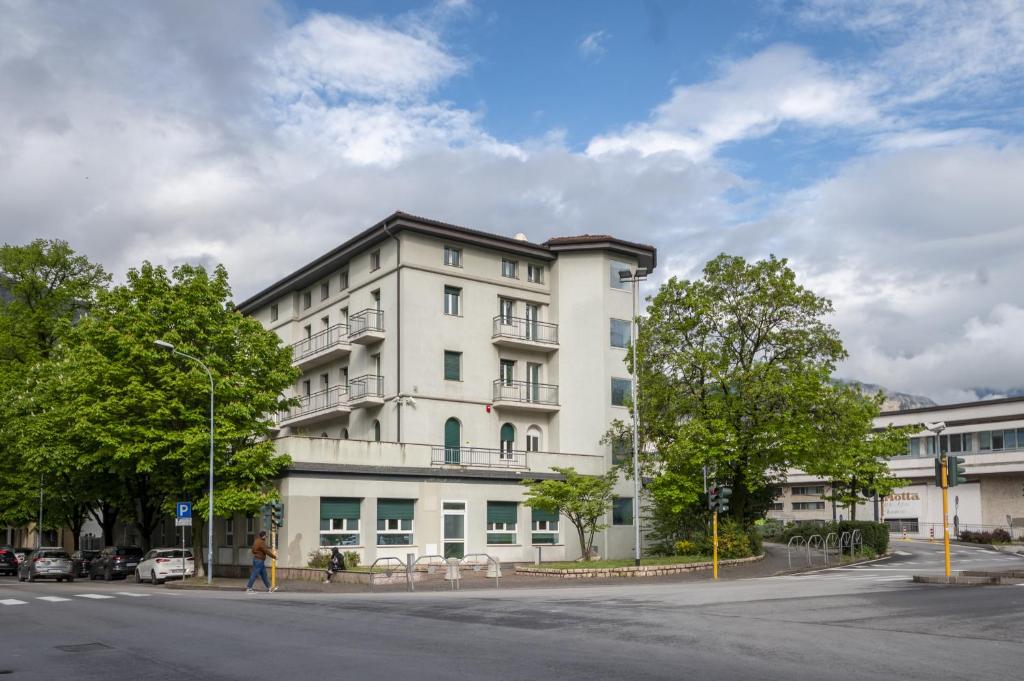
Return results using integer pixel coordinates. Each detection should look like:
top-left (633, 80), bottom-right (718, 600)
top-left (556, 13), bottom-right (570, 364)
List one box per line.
top-left (491, 315), bottom-right (558, 352)
top-left (348, 374), bottom-right (385, 408)
top-left (278, 386), bottom-right (350, 427)
top-left (430, 446), bottom-right (527, 470)
top-left (291, 324), bottom-right (350, 369)
top-left (492, 379), bottom-right (559, 413)
top-left (348, 308), bottom-right (385, 345)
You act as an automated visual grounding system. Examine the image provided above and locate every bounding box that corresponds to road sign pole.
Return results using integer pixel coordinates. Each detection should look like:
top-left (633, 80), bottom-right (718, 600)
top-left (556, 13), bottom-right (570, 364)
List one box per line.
top-left (182, 525), bottom-right (186, 582)
top-left (713, 510), bottom-right (719, 580)
top-left (941, 454), bottom-right (951, 578)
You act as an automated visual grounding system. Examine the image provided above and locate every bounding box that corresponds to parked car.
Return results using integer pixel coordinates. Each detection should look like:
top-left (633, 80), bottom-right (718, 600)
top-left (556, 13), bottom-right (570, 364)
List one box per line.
top-left (18, 548), bottom-right (75, 582)
top-left (89, 545), bottom-right (144, 581)
top-left (135, 548), bottom-right (195, 584)
top-left (71, 549), bottom-right (101, 578)
top-left (0, 546), bottom-right (18, 575)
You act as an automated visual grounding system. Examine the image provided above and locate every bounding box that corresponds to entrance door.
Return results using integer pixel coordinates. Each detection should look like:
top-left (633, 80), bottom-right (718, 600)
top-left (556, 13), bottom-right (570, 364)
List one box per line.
top-left (527, 363), bottom-right (541, 402)
top-left (525, 304), bottom-right (538, 340)
top-left (444, 417), bottom-right (461, 464)
top-left (442, 501), bottom-right (466, 559)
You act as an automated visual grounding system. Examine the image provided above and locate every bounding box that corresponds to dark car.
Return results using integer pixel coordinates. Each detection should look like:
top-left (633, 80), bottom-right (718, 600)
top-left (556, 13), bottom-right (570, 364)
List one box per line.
top-left (89, 545), bottom-right (144, 581)
top-left (0, 545), bottom-right (18, 576)
top-left (71, 549), bottom-right (101, 578)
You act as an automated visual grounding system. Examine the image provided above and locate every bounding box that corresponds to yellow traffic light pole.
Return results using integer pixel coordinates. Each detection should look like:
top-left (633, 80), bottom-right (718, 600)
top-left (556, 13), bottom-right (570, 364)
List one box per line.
top-left (940, 455), bottom-right (951, 577)
top-left (271, 524), bottom-right (277, 590)
top-left (712, 510), bottom-right (719, 580)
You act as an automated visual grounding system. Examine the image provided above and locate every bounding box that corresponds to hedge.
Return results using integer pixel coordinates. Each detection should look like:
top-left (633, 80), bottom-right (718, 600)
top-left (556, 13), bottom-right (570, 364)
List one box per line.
top-left (779, 520), bottom-right (888, 554)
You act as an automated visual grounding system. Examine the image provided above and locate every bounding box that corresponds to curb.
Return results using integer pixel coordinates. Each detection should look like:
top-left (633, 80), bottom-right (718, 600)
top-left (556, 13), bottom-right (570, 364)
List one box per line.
top-left (774, 551), bottom-right (892, 576)
top-left (515, 553), bottom-right (764, 579)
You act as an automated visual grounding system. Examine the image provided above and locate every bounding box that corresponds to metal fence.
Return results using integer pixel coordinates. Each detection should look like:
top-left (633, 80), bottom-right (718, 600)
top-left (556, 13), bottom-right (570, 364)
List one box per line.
top-left (430, 445), bottom-right (528, 469)
top-left (291, 324), bottom-right (348, 362)
top-left (491, 315), bottom-right (559, 345)
top-left (492, 379), bottom-right (559, 405)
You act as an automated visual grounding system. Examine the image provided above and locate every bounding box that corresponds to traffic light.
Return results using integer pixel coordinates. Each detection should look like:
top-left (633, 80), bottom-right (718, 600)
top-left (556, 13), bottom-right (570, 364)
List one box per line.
top-left (707, 487), bottom-right (717, 511)
top-left (709, 486), bottom-right (732, 514)
top-left (947, 456), bottom-right (967, 486)
top-left (934, 457), bottom-right (943, 487)
top-left (270, 500), bottom-right (284, 527)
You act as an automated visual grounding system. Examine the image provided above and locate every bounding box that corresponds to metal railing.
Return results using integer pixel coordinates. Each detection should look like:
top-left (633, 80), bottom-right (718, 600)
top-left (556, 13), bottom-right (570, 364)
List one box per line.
top-left (786, 535), bottom-right (807, 569)
top-left (349, 374), bottom-right (384, 400)
top-left (492, 315), bottom-right (558, 345)
top-left (368, 556), bottom-right (406, 593)
top-left (278, 385), bottom-right (348, 422)
top-left (291, 324), bottom-right (348, 362)
top-left (430, 446), bottom-right (528, 469)
top-left (492, 379), bottom-right (558, 406)
top-left (348, 308), bottom-right (384, 339)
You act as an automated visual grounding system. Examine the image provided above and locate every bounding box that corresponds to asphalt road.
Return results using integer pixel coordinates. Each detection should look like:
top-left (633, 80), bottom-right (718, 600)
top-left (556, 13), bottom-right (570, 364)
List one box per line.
top-left (2, 540), bottom-right (1022, 681)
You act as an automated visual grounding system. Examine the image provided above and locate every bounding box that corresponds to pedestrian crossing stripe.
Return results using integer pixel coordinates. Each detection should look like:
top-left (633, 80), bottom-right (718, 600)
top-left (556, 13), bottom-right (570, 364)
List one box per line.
top-left (37, 596), bottom-right (71, 602)
top-left (115, 592), bottom-right (150, 597)
top-left (0, 599), bottom-right (27, 606)
top-left (75, 594), bottom-right (114, 599)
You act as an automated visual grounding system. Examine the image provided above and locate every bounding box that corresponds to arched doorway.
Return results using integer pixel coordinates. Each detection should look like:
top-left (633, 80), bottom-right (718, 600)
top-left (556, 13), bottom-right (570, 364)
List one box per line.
top-left (500, 423), bottom-right (515, 460)
top-left (444, 417), bottom-right (461, 464)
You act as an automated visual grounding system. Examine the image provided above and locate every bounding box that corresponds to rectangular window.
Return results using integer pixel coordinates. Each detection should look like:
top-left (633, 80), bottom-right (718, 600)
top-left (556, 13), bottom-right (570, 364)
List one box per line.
top-left (501, 258), bottom-right (518, 279)
top-left (531, 507), bottom-right (558, 544)
top-left (612, 498), bottom-right (634, 525)
top-left (320, 281), bottom-right (330, 301)
top-left (340, 307), bottom-right (349, 327)
top-left (499, 298), bottom-right (515, 324)
top-left (444, 246), bottom-right (462, 267)
top-left (792, 502), bottom-right (826, 511)
top-left (302, 290), bottom-right (312, 309)
top-left (320, 498), bottom-right (361, 546)
top-left (791, 486), bottom-right (825, 496)
top-left (941, 433), bottom-right (970, 453)
top-left (321, 315), bottom-right (330, 330)
top-left (909, 438), bottom-right (921, 456)
top-left (301, 379), bottom-right (311, 397)
top-left (339, 270), bottom-right (349, 290)
top-left (500, 359), bottom-right (515, 384)
top-left (610, 260), bottom-right (632, 290)
top-left (303, 324), bottom-right (312, 340)
top-left (224, 518), bottom-right (234, 547)
top-left (376, 499), bottom-right (414, 545)
top-left (340, 366), bottom-right (348, 387)
top-left (610, 318), bottom-right (631, 348)
top-left (370, 250), bottom-right (381, 271)
top-left (527, 263), bottom-right (543, 283)
top-left (980, 431), bottom-right (991, 450)
top-left (371, 289), bottom-right (381, 310)
top-left (444, 351), bottom-right (462, 381)
top-left (611, 377), bottom-right (632, 407)
top-left (1005, 429), bottom-right (1018, 450)
top-left (245, 516), bottom-right (256, 546)
top-left (319, 373), bottom-right (329, 390)
top-left (270, 304), bottom-right (279, 322)
top-left (769, 503), bottom-right (784, 511)
top-left (486, 502), bottom-right (518, 544)
top-left (444, 286), bottom-right (462, 316)
top-left (526, 431), bottom-right (540, 453)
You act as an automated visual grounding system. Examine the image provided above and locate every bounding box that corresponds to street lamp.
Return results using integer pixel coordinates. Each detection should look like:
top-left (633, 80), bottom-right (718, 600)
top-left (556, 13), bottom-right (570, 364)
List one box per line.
top-left (156, 339), bottom-right (215, 585)
top-left (619, 266), bottom-right (650, 567)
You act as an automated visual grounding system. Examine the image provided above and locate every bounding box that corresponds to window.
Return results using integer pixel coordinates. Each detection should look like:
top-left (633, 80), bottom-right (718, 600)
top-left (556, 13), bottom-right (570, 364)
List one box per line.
top-left (500, 423), bottom-right (515, 458)
top-left (303, 324), bottom-right (312, 340)
top-left (302, 290), bottom-right (312, 309)
top-left (371, 289), bottom-right (381, 310)
top-left (791, 486), bottom-right (825, 496)
top-left (793, 502), bottom-right (826, 511)
top-left (499, 298), bottom-right (515, 324)
top-left (908, 438), bottom-right (921, 457)
top-left (373, 420), bottom-right (381, 442)
top-left (531, 507), bottom-right (558, 544)
top-left (340, 307), bottom-right (349, 328)
top-left (611, 378), bottom-right (632, 407)
top-left (320, 315), bottom-right (330, 330)
top-left (526, 426), bottom-right (541, 453)
top-left (301, 379), bottom-right (311, 397)
top-left (320, 281), bottom-right (330, 301)
top-left (444, 246), bottom-right (462, 267)
top-left (527, 263), bottom-right (543, 283)
top-left (501, 259), bottom-right (518, 279)
top-left (370, 250), bottom-right (381, 271)
top-left (613, 498), bottom-right (634, 525)
top-left (444, 351), bottom-right (462, 381)
top-left (339, 270), bottom-right (349, 290)
top-left (500, 359), bottom-right (515, 384)
top-left (340, 428), bottom-right (348, 439)
top-left (487, 502), bottom-right (518, 544)
top-left (769, 503), bottom-right (784, 511)
top-left (979, 429), bottom-right (1023, 452)
top-left (610, 260), bottom-right (632, 290)
top-left (610, 318), bottom-right (631, 348)
top-left (940, 433), bottom-right (970, 454)
top-left (319, 373), bottom-right (329, 390)
top-left (377, 499), bottom-right (414, 545)
top-left (320, 498), bottom-right (361, 546)
top-left (270, 304), bottom-right (278, 322)
top-left (224, 518), bottom-right (234, 547)
top-left (444, 286), bottom-right (461, 316)
top-left (612, 439), bottom-right (631, 465)
top-left (245, 516), bottom-right (256, 546)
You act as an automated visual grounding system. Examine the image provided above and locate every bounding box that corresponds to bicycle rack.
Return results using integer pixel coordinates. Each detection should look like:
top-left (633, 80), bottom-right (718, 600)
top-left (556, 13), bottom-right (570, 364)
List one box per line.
top-left (368, 556), bottom-right (406, 593)
top-left (459, 553), bottom-right (501, 590)
top-left (824, 532), bottom-right (838, 565)
top-left (839, 531), bottom-right (852, 559)
top-left (787, 535), bottom-right (807, 569)
top-left (806, 534), bottom-right (824, 565)
top-left (408, 554), bottom-right (448, 592)
top-left (850, 529), bottom-right (863, 556)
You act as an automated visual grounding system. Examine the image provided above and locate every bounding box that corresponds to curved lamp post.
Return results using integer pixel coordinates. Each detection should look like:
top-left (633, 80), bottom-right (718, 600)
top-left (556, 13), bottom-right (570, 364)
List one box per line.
top-left (156, 339), bottom-right (215, 585)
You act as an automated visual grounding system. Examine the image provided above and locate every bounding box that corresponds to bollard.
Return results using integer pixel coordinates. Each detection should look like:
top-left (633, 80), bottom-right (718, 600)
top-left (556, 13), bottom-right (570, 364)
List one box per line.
top-left (406, 552), bottom-right (415, 592)
top-left (929, 527), bottom-right (934, 543)
top-left (535, 546), bottom-right (542, 566)
top-left (445, 558), bottom-right (461, 590)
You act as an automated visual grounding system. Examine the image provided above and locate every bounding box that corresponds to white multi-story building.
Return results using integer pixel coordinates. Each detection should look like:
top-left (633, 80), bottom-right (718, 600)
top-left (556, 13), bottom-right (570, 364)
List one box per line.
top-left (770, 396), bottom-right (1024, 540)
top-left (234, 212), bottom-right (656, 567)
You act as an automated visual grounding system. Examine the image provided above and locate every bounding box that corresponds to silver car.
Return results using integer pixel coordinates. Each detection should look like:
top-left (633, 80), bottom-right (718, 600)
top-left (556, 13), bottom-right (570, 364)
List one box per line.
top-left (18, 548), bottom-right (75, 582)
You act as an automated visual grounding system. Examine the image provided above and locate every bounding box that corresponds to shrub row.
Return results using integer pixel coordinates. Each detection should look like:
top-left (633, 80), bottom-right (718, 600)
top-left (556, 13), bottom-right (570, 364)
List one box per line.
top-left (672, 518), bottom-right (761, 560)
top-left (779, 520), bottom-right (889, 555)
top-left (959, 528), bottom-right (1012, 545)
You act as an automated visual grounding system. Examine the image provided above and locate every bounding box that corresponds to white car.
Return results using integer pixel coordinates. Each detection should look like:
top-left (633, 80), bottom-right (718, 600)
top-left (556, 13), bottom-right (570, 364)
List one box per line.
top-left (134, 548), bottom-right (195, 584)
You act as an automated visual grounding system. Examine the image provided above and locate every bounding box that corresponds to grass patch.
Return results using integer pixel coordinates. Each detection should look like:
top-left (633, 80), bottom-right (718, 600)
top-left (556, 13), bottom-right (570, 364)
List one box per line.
top-left (534, 555), bottom-right (708, 570)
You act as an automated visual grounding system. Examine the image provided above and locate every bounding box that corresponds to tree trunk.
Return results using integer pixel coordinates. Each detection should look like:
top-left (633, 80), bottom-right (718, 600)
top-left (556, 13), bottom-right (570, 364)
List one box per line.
top-left (573, 518), bottom-right (588, 561)
top-left (191, 520), bottom-right (206, 578)
top-left (91, 501), bottom-right (119, 546)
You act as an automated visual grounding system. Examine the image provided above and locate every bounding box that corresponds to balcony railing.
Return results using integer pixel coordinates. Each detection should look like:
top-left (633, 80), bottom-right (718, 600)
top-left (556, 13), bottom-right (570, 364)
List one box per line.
top-left (349, 309), bottom-right (384, 339)
top-left (430, 445), bottom-right (528, 469)
top-left (291, 324), bottom-right (349, 362)
top-left (279, 385), bottom-right (349, 423)
top-left (492, 379), bottom-right (559, 405)
top-left (349, 374), bottom-right (384, 400)
top-left (492, 315), bottom-right (558, 345)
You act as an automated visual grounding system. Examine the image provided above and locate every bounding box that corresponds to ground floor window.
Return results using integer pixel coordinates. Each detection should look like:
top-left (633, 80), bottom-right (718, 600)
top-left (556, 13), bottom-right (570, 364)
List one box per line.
top-left (531, 507), bottom-right (559, 544)
top-left (224, 518), bottom-right (234, 547)
top-left (487, 501), bottom-right (518, 544)
top-left (377, 499), bottom-right (415, 545)
top-left (320, 497), bottom-right (362, 546)
top-left (613, 497), bottom-right (633, 525)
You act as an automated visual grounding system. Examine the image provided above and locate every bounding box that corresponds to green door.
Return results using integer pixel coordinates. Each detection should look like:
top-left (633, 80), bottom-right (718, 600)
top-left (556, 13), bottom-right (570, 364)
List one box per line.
top-left (444, 418), bottom-right (461, 464)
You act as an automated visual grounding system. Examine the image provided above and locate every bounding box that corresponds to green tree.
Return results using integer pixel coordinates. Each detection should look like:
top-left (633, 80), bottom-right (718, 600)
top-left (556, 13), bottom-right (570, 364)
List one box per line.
top-left (634, 254), bottom-right (848, 522)
top-left (522, 467), bottom-right (618, 561)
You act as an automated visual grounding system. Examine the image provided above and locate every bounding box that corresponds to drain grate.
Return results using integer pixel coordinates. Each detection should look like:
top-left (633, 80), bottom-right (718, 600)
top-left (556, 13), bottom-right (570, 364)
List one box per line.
top-left (55, 642), bottom-right (112, 653)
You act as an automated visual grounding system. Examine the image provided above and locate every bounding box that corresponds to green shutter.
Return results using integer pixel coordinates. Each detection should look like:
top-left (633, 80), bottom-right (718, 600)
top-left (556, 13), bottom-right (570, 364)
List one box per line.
top-left (500, 423), bottom-right (515, 443)
top-left (487, 501), bottom-right (517, 524)
top-left (531, 507), bottom-right (558, 523)
top-left (320, 498), bottom-right (360, 520)
top-left (444, 351), bottom-right (460, 380)
top-left (378, 499), bottom-right (415, 520)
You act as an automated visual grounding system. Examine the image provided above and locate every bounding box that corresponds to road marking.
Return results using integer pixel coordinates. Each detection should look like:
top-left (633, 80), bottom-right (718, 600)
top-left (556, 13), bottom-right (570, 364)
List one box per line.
top-left (115, 592), bottom-right (150, 597)
top-left (37, 596), bottom-right (72, 602)
top-left (75, 594), bottom-right (114, 599)
top-left (1, 599), bottom-right (28, 606)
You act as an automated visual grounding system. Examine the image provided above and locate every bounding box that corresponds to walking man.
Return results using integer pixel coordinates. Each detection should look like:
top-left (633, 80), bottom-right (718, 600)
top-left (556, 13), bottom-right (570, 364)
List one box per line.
top-left (246, 530), bottom-right (279, 593)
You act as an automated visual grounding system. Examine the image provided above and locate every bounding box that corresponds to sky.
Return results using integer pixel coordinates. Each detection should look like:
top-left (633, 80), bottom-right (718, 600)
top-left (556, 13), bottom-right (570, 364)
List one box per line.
top-left (2, 0), bottom-right (1023, 403)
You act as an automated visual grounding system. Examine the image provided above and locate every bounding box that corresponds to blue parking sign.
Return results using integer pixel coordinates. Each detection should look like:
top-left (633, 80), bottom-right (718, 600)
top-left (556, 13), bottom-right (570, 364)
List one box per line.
top-left (176, 501), bottom-right (192, 519)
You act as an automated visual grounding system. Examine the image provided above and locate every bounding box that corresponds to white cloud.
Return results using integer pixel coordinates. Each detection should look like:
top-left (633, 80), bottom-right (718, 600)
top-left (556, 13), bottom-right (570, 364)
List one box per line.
top-left (578, 30), bottom-right (609, 60)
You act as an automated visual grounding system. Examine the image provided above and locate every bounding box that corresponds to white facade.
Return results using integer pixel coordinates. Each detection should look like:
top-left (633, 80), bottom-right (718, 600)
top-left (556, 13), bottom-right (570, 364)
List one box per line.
top-left (238, 213), bottom-right (656, 566)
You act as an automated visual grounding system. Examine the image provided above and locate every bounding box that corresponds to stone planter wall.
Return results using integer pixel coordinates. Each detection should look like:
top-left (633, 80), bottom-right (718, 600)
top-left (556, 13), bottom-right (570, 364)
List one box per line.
top-left (515, 553), bottom-right (764, 579)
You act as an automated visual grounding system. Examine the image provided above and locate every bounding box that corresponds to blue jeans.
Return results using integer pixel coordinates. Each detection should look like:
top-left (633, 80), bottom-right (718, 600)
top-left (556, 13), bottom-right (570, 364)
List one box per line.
top-left (246, 559), bottom-right (269, 590)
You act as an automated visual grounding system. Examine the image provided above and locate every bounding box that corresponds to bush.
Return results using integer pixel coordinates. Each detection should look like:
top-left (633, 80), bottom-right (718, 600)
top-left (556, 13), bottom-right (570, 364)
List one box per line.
top-left (307, 550), bottom-right (329, 569)
top-left (747, 527), bottom-right (764, 556)
top-left (343, 550), bottom-right (361, 568)
top-left (959, 529), bottom-right (1011, 545)
top-left (704, 518), bottom-right (754, 560)
top-left (673, 539), bottom-right (701, 556)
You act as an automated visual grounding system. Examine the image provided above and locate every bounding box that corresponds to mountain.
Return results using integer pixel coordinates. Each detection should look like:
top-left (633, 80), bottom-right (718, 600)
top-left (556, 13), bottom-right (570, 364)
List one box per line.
top-left (837, 380), bottom-right (937, 412)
